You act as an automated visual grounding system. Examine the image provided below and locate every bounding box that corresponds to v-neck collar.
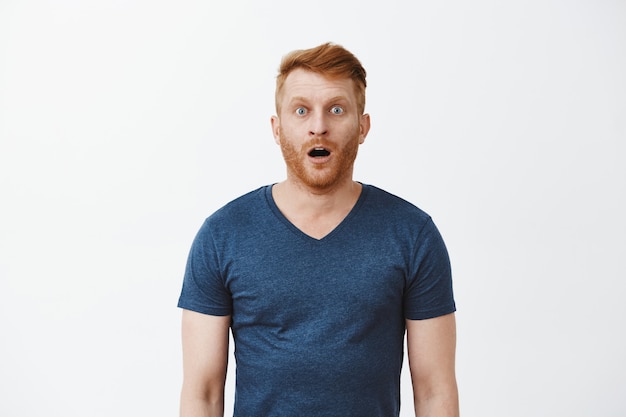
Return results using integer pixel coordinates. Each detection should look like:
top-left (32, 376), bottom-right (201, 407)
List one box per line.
top-left (264, 183), bottom-right (369, 243)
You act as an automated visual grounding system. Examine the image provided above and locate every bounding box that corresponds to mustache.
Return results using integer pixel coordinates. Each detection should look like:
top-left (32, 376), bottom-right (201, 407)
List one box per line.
top-left (278, 133), bottom-right (336, 153)
top-left (301, 138), bottom-right (335, 151)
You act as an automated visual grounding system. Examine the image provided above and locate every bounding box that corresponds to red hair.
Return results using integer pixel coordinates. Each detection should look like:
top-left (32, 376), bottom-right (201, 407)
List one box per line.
top-left (275, 42), bottom-right (367, 114)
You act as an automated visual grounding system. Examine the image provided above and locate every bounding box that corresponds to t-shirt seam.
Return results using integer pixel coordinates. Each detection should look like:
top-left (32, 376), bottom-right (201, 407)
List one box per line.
top-left (406, 216), bottom-right (435, 286)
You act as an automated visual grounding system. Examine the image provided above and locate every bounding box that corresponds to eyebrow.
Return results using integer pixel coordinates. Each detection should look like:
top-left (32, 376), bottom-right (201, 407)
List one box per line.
top-left (288, 96), bottom-right (350, 106)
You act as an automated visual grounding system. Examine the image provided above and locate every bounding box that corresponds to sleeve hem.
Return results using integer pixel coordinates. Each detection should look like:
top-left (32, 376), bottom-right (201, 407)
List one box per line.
top-left (405, 304), bottom-right (456, 321)
top-left (177, 301), bottom-right (231, 317)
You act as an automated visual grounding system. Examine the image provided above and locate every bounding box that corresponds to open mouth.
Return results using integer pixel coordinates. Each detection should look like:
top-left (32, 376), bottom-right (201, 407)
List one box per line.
top-left (308, 147), bottom-right (331, 158)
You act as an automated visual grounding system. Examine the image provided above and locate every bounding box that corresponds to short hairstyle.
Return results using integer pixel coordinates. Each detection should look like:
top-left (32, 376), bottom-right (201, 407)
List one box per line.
top-left (275, 42), bottom-right (367, 115)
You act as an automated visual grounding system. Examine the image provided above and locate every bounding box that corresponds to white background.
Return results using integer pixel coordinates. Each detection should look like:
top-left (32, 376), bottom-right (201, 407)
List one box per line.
top-left (1, 1), bottom-right (625, 416)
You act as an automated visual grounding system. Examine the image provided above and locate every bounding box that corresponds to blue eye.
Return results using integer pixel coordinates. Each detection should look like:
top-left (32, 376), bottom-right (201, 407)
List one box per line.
top-left (295, 107), bottom-right (307, 116)
top-left (331, 106), bottom-right (344, 115)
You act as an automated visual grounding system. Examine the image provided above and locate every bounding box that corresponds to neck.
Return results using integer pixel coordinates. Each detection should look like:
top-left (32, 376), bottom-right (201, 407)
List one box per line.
top-left (273, 176), bottom-right (361, 214)
top-left (271, 177), bottom-right (362, 240)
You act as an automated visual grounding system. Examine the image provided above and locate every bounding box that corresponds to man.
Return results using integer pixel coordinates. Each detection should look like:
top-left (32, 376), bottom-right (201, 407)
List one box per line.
top-left (178, 42), bottom-right (459, 417)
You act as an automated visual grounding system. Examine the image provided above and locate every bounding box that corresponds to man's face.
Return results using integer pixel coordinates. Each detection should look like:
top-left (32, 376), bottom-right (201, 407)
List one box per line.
top-left (272, 69), bottom-right (370, 191)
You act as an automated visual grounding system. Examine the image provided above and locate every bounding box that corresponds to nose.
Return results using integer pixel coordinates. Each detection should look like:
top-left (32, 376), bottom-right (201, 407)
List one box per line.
top-left (308, 112), bottom-right (328, 136)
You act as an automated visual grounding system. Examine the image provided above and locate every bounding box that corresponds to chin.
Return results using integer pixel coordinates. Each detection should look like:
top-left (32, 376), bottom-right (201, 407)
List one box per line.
top-left (295, 167), bottom-right (353, 191)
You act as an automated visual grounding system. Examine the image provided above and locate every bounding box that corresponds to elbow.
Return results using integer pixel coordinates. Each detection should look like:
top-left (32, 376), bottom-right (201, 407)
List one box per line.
top-left (180, 378), bottom-right (226, 416)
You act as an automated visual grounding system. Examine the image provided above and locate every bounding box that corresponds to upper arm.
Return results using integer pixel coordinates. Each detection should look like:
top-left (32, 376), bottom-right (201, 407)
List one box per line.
top-left (181, 309), bottom-right (231, 398)
top-left (406, 313), bottom-right (459, 416)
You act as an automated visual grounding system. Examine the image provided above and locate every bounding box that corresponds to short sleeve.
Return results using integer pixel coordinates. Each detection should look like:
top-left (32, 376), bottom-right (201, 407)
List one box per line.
top-left (177, 219), bottom-right (232, 316)
top-left (404, 218), bottom-right (456, 320)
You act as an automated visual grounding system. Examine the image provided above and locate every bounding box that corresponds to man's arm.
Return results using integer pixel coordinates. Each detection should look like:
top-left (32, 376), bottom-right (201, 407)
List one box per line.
top-left (406, 313), bottom-right (459, 417)
top-left (180, 309), bottom-right (230, 417)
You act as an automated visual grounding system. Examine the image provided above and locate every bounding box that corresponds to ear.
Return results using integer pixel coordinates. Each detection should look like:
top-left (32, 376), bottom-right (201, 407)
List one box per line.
top-left (270, 115), bottom-right (281, 145)
top-left (358, 113), bottom-right (371, 144)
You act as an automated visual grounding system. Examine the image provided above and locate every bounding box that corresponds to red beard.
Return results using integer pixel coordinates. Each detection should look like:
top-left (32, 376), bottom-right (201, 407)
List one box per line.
top-left (279, 133), bottom-right (360, 191)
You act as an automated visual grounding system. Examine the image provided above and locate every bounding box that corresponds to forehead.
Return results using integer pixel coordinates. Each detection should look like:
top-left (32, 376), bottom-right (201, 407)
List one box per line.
top-left (281, 68), bottom-right (357, 103)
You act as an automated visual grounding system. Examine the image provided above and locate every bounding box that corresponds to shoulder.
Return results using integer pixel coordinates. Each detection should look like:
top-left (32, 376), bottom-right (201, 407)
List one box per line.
top-left (210, 185), bottom-right (269, 219)
top-left (352, 184), bottom-right (443, 247)
top-left (361, 184), bottom-right (432, 224)
top-left (198, 185), bottom-right (271, 235)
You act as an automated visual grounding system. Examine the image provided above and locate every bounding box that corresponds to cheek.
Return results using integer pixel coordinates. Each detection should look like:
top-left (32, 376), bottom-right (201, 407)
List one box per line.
top-left (339, 120), bottom-right (361, 137)
top-left (279, 123), bottom-right (301, 141)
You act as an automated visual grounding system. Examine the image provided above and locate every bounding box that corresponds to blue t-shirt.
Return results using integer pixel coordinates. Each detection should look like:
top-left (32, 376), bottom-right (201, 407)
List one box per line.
top-left (178, 184), bottom-right (455, 416)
